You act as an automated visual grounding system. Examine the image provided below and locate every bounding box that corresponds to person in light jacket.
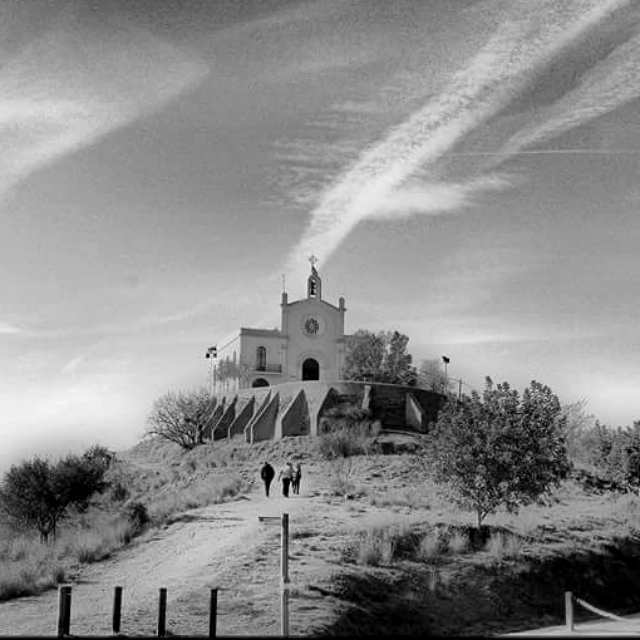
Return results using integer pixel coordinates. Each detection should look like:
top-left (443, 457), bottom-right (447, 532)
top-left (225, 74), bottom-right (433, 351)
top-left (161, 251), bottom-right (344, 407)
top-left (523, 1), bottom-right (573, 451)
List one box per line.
top-left (278, 461), bottom-right (294, 497)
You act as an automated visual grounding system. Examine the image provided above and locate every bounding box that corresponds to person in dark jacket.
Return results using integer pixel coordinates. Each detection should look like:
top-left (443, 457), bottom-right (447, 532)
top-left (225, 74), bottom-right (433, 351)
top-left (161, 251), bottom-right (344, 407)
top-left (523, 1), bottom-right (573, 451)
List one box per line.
top-left (260, 461), bottom-right (275, 497)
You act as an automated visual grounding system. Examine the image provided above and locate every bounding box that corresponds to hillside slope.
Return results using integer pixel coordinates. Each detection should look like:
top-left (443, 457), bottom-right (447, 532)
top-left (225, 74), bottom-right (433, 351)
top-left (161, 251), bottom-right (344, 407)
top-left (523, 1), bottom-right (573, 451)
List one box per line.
top-left (2, 434), bottom-right (640, 636)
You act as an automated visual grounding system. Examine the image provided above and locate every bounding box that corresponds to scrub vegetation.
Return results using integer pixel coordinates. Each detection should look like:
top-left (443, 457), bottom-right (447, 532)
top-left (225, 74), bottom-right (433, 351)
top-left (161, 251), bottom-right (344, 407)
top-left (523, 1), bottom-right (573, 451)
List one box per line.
top-left (1, 377), bottom-right (640, 635)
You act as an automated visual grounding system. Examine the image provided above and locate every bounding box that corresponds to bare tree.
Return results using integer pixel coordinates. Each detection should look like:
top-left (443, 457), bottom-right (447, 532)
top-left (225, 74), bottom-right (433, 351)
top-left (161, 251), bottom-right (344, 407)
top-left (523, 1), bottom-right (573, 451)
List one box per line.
top-left (145, 388), bottom-right (214, 449)
top-left (417, 358), bottom-right (450, 394)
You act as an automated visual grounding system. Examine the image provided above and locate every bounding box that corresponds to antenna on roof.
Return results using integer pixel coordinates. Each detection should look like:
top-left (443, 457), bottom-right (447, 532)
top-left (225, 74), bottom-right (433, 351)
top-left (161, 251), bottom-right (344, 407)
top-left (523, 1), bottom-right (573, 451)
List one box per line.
top-left (281, 273), bottom-right (286, 292)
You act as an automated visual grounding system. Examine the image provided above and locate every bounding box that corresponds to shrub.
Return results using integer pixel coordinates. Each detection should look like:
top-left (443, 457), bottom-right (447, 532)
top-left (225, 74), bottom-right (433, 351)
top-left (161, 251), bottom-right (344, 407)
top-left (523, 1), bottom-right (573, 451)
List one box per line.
top-left (428, 378), bottom-right (570, 528)
top-left (572, 421), bottom-right (640, 490)
top-left (0, 447), bottom-right (111, 542)
top-left (318, 404), bottom-right (381, 460)
top-left (109, 481), bottom-right (129, 503)
top-left (122, 501), bottom-right (149, 535)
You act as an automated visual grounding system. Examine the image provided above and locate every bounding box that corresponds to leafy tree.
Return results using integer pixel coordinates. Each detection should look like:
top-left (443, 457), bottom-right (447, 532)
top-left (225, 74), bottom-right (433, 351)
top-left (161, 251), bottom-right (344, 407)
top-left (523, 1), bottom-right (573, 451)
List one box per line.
top-left (343, 329), bottom-right (386, 381)
top-left (145, 387), bottom-right (214, 449)
top-left (560, 399), bottom-right (597, 464)
top-left (0, 448), bottom-right (112, 542)
top-left (344, 329), bottom-right (416, 385)
top-left (427, 378), bottom-right (570, 528)
top-left (383, 331), bottom-right (417, 385)
top-left (575, 420), bottom-right (640, 489)
top-left (418, 358), bottom-right (450, 394)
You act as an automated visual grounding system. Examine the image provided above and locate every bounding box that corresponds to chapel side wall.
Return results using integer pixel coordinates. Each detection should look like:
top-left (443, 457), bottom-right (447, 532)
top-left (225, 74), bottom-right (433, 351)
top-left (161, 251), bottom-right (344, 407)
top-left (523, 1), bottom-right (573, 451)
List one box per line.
top-left (238, 333), bottom-right (286, 387)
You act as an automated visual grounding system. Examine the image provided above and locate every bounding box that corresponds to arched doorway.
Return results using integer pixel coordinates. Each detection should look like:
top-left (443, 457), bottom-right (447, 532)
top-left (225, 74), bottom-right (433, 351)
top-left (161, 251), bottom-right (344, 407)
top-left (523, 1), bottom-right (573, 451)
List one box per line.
top-left (252, 378), bottom-right (269, 388)
top-left (302, 358), bottom-right (319, 381)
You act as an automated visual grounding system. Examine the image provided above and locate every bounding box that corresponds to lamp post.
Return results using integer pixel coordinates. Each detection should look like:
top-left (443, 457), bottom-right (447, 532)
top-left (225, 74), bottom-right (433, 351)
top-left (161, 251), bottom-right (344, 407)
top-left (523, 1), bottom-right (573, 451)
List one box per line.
top-left (205, 346), bottom-right (217, 396)
top-left (442, 356), bottom-right (464, 400)
top-left (442, 355), bottom-right (450, 378)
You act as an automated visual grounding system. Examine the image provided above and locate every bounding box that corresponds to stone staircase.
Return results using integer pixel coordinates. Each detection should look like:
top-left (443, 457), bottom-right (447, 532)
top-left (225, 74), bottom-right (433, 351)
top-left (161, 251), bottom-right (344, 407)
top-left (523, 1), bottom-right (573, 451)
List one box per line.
top-left (369, 384), bottom-right (408, 430)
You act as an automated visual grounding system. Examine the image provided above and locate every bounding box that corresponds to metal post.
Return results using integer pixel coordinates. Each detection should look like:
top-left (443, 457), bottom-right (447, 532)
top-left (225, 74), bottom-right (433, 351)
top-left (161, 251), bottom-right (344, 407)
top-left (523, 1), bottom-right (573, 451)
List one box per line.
top-left (57, 585), bottom-right (72, 637)
top-left (281, 513), bottom-right (290, 637)
top-left (565, 591), bottom-right (574, 632)
top-left (209, 588), bottom-right (218, 638)
top-left (158, 588), bottom-right (167, 637)
top-left (112, 586), bottom-right (123, 634)
top-left (458, 378), bottom-right (462, 401)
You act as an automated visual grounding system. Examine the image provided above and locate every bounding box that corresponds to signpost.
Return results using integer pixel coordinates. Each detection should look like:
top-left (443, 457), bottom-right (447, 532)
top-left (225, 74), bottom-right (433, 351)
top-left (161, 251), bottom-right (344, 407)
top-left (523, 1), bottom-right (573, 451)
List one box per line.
top-left (258, 513), bottom-right (290, 636)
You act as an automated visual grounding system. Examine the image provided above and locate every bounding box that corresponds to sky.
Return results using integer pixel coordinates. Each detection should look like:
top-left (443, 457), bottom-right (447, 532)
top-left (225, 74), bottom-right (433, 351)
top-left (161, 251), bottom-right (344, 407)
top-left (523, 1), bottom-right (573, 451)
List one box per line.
top-left (1, 0), bottom-right (639, 472)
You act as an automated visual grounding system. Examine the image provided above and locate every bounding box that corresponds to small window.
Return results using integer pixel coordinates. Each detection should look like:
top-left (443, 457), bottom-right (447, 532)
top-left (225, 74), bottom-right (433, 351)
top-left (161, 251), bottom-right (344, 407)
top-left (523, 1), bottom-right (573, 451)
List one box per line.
top-left (256, 346), bottom-right (266, 371)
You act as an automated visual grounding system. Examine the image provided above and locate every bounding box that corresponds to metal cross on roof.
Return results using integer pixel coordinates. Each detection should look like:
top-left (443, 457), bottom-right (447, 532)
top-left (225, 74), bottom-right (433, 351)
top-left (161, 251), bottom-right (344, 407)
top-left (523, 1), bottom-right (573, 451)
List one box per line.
top-left (308, 254), bottom-right (318, 268)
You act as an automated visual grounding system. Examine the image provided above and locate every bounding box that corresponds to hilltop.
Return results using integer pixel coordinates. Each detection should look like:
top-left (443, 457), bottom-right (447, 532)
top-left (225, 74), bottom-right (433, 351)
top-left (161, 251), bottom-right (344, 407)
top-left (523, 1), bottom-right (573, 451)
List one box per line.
top-left (2, 432), bottom-right (640, 636)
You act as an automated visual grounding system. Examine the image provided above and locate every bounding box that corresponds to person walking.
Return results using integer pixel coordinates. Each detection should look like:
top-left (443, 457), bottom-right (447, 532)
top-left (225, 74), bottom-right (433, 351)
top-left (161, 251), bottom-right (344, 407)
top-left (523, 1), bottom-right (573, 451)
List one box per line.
top-left (278, 461), bottom-right (294, 497)
top-left (260, 461), bottom-right (275, 497)
top-left (292, 462), bottom-right (302, 495)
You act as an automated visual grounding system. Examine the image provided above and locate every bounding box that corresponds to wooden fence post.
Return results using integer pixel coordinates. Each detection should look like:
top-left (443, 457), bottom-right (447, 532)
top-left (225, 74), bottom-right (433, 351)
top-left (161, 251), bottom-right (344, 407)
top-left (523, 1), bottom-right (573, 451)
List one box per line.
top-left (209, 588), bottom-right (218, 638)
top-left (57, 585), bottom-right (72, 637)
top-left (112, 586), bottom-right (123, 635)
top-left (281, 513), bottom-right (290, 637)
top-left (158, 587), bottom-right (167, 638)
top-left (565, 591), bottom-right (574, 632)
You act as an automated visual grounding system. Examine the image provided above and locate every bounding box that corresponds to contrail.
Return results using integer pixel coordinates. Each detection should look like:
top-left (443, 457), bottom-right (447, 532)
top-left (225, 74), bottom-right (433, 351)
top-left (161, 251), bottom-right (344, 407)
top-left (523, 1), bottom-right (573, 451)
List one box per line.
top-left (281, 0), bottom-right (629, 277)
top-left (490, 28), bottom-right (640, 167)
top-left (449, 149), bottom-right (640, 156)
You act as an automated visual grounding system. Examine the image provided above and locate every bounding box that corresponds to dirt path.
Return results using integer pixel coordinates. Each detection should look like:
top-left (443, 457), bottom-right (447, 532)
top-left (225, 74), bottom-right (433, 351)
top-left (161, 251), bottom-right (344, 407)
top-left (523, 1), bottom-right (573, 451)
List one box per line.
top-left (0, 480), bottom-right (324, 637)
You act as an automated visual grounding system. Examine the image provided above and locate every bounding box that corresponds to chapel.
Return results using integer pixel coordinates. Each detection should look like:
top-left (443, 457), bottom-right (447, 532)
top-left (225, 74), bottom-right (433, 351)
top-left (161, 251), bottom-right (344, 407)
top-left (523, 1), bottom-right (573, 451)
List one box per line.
top-left (213, 260), bottom-right (347, 393)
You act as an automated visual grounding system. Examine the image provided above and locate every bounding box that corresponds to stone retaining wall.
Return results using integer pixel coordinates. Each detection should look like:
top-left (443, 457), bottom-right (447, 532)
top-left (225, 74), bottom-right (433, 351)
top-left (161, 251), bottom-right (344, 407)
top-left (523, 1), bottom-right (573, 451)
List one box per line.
top-left (210, 380), bottom-right (445, 443)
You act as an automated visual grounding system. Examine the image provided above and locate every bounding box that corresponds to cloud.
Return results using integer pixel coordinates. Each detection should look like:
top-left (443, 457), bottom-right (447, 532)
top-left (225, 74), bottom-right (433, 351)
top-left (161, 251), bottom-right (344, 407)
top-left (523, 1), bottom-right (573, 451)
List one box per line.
top-left (281, 0), bottom-right (628, 277)
top-left (0, 321), bottom-right (22, 335)
top-left (0, 5), bottom-right (208, 201)
top-left (368, 174), bottom-right (513, 220)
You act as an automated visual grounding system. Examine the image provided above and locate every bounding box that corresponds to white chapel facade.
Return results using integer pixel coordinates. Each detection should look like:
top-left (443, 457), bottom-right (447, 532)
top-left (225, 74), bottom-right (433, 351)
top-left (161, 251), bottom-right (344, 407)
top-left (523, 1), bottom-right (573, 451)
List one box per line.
top-left (214, 262), bottom-right (347, 393)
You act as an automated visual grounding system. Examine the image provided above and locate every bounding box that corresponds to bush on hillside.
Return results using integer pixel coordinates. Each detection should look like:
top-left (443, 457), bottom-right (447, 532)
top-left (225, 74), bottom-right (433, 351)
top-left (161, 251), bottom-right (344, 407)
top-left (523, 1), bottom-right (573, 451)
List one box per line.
top-left (318, 404), bottom-right (381, 459)
top-left (0, 447), bottom-right (113, 543)
top-left (145, 387), bottom-right (214, 450)
top-left (572, 421), bottom-right (640, 490)
top-left (427, 378), bottom-right (570, 528)
top-left (122, 501), bottom-right (149, 535)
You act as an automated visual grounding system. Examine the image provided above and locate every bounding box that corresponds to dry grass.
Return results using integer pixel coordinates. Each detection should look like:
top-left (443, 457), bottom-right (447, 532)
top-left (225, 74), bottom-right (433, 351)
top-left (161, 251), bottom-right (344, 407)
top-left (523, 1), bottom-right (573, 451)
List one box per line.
top-left (419, 529), bottom-right (447, 562)
top-left (369, 486), bottom-right (432, 509)
top-left (147, 473), bottom-right (248, 523)
top-left (6, 431), bottom-right (640, 636)
top-left (447, 529), bottom-right (469, 554)
top-left (484, 531), bottom-right (523, 559)
top-left (0, 438), bottom-right (258, 604)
